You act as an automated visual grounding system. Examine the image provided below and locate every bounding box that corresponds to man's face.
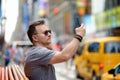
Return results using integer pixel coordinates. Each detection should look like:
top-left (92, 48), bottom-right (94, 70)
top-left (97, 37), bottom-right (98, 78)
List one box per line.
top-left (34, 24), bottom-right (52, 46)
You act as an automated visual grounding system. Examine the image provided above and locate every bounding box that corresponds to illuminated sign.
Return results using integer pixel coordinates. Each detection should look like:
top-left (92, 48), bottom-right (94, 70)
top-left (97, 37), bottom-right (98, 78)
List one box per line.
top-left (38, 0), bottom-right (49, 17)
top-left (94, 6), bottom-right (120, 30)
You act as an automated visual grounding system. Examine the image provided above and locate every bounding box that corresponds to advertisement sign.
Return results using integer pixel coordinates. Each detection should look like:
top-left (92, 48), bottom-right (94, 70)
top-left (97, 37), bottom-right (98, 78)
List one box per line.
top-left (64, 12), bottom-right (70, 34)
top-left (83, 14), bottom-right (95, 34)
top-left (116, 6), bottom-right (120, 26)
top-left (38, 0), bottom-right (49, 17)
top-left (23, 3), bottom-right (29, 32)
top-left (94, 6), bottom-right (120, 31)
top-left (76, 0), bottom-right (91, 16)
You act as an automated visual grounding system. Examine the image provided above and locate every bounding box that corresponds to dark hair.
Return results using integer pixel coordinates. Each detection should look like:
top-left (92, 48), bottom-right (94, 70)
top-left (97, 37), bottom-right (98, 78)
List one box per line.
top-left (27, 20), bottom-right (45, 42)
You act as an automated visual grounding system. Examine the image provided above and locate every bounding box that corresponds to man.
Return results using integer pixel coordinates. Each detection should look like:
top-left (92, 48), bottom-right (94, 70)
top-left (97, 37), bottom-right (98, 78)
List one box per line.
top-left (24, 20), bottom-right (86, 80)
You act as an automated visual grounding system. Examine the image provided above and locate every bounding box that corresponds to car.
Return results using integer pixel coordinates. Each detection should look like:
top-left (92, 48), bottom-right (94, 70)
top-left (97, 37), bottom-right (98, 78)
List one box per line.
top-left (102, 63), bottom-right (120, 80)
top-left (74, 36), bottom-right (120, 80)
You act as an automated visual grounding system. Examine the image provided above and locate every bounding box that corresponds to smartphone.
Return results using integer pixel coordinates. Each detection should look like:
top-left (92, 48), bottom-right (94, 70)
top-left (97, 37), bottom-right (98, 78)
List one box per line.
top-left (74, 15), bottom-right (81, 34)
top-left (75, 15), bottom-right (81, 28)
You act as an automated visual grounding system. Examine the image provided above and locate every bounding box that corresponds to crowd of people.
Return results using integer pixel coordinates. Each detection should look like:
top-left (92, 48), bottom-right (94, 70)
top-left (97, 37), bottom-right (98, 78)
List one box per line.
top-left (1, 43), bottom-right (30, 66)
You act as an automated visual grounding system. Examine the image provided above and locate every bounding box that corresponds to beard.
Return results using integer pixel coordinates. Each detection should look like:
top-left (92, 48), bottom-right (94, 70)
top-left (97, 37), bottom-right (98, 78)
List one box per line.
top-left (42, 41), bottom-right (53, 50)
top-left (46, 44), bottom-right (53, 50)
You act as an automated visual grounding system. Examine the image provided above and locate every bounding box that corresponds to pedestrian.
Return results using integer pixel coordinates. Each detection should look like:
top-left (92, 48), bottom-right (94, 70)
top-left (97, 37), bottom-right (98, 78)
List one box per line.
top-left (13, 45), bottom-right (24, 65)
top-left (24, 20), bottom-right (86, 80)
top-left (3, 44), bottom-right (11, 66)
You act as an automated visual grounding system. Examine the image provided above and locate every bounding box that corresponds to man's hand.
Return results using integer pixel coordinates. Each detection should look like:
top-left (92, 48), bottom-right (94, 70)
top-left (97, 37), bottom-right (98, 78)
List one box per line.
top-left (75, 23), bottom-right (86, 37)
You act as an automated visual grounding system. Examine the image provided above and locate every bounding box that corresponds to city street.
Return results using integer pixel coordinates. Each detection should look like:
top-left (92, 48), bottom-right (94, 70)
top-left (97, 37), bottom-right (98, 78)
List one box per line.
top-left (54, 60), bottom-right (81, 80)
top-left (1, 0), bottom-right (120, 80)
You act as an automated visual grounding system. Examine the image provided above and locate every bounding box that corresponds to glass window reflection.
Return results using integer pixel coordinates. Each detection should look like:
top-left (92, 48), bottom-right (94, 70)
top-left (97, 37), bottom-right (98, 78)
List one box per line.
top-left (115, 65), bottom-right (120, 74)
top-left (104, 42), bottom-right (120, 53)
top-left (88, 42), bottom-right (99, 53)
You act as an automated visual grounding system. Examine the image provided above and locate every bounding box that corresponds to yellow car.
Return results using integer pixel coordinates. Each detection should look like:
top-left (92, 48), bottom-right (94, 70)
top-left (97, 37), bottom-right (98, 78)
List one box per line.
top-left (74, 36), bottom-right (120, 80)
top-left (102, 63), bottom-right (120, 80)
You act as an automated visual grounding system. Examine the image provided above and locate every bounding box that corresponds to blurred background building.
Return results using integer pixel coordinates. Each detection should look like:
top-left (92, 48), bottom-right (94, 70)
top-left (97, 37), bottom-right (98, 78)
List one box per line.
top-left (0, 0), bottom-right (120, 78)
top-left (0, 0), bottom-right (119, 48)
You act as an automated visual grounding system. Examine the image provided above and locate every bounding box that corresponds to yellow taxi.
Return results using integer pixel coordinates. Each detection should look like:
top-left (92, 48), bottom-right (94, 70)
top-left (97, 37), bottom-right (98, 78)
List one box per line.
top-left (102, 63), bottom-right (120, 80)
top-left (74, 36), bottom-right (120, 80)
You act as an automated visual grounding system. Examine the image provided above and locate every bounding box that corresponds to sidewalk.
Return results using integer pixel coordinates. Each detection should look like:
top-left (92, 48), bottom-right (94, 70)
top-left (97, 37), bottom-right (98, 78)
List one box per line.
top-left (54, 59), bottom-right (77, 80)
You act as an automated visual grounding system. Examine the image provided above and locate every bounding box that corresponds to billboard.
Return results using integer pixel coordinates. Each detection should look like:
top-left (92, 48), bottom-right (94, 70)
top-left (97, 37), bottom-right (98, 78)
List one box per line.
top-left (94, 6), bottom-right (120, 30)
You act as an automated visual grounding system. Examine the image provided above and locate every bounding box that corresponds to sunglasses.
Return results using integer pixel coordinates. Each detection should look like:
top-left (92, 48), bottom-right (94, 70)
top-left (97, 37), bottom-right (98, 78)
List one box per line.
top-left (43, 30), bottom-right (51, 36)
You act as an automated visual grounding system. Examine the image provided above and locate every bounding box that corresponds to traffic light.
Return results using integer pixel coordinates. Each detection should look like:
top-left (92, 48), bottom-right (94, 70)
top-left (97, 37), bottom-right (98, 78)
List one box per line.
top-left (53, 7), bottom-right (59, 14)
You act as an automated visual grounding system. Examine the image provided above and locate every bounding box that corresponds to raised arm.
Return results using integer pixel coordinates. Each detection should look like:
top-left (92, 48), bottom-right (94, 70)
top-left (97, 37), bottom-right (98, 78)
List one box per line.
top-left (49, 24), bottom-right (86, 64)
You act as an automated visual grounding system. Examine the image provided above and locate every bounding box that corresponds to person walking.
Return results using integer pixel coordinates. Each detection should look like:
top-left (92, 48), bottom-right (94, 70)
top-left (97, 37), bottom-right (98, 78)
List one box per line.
top-left (3, 44), bottom-right (11, 66)
top-left (14, 45), bottom-right (24, 65)
top-left (24, 20), bottom-right (86, 80)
